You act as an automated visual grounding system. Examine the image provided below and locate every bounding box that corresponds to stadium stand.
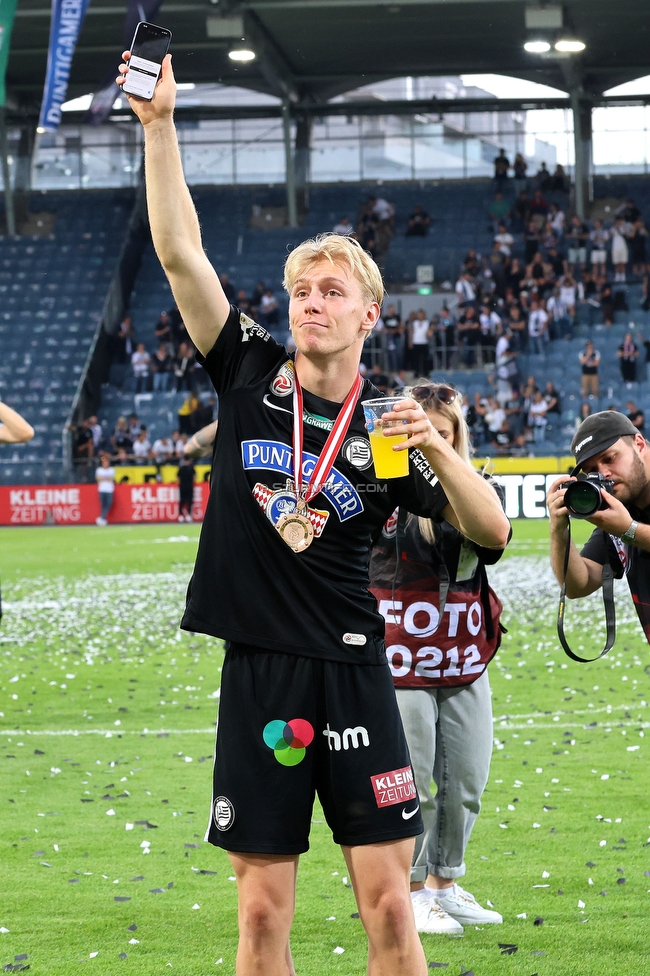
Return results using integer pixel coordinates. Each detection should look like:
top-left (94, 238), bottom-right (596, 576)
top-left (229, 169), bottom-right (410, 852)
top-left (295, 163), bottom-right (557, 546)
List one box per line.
top-left (0, 189), bottom-right (134, 485)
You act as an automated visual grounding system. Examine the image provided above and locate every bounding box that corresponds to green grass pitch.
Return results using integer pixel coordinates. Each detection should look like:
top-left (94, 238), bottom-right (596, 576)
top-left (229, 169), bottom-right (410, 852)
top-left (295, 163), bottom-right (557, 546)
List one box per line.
top-left (1, 520), bottom-right (649, 975)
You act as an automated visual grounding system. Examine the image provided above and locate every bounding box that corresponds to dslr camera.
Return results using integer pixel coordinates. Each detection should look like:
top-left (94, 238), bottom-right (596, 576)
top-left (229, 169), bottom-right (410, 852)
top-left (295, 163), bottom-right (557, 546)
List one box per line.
top-left (561, 472), bottom-right (615, 518)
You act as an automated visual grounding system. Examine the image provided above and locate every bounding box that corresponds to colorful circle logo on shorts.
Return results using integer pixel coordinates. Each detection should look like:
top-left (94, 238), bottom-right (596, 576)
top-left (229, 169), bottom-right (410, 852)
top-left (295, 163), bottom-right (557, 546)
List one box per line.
top-left (263, 718), bottom-right (314, 766)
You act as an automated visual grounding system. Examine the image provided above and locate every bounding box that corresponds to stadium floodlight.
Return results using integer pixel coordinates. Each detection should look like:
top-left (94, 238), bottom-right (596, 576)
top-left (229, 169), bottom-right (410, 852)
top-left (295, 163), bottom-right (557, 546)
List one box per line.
top-left (228, 47), bottom-right (256, 62)
top-left (554, 38), bottom-right (586, 53)
top-left (524, 39), bottom-right (551, 53)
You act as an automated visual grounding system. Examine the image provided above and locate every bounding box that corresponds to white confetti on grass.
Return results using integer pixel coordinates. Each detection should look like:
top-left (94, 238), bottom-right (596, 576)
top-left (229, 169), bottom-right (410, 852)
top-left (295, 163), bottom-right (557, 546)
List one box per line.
top-left (333, 947), bottom-right (345, 955)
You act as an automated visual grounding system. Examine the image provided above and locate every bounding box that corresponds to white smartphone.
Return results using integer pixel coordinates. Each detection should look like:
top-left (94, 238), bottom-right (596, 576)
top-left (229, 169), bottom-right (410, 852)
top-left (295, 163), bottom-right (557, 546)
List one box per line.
top-left (122, 21), bottom-right (172, 101)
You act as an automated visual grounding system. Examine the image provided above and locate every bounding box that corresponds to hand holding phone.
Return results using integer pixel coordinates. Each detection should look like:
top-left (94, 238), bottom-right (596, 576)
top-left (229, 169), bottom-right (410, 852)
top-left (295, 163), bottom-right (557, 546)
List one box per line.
top-left (122, 21), bottom-right (172, 101)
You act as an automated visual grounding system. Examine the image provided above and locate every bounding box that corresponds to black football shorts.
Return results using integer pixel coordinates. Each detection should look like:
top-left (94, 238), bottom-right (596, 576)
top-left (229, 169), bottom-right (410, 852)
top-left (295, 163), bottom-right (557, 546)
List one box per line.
top-left (205, 643), bottom-right (423, 854)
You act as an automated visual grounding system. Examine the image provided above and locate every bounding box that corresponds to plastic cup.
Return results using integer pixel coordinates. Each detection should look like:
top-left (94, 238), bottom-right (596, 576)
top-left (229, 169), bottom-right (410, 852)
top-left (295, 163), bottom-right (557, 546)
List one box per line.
top-left (362, 397), bottom-right (409, 479)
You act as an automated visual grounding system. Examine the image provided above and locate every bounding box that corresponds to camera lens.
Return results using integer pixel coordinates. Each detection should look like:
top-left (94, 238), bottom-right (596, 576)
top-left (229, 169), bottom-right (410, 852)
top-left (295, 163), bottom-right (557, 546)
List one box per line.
top-left (564, 481), bottom-right (601, 518)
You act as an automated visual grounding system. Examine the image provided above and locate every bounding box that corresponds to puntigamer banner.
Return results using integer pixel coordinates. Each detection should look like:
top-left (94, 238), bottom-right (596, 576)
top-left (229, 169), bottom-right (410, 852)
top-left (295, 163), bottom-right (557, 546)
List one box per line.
top-left (38, 0), bottom-right (91, 132)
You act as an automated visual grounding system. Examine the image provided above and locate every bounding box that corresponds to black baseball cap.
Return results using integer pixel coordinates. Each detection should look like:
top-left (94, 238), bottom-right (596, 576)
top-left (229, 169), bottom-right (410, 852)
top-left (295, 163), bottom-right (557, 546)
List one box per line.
top-left (571, 411), bottom-right (638, 470)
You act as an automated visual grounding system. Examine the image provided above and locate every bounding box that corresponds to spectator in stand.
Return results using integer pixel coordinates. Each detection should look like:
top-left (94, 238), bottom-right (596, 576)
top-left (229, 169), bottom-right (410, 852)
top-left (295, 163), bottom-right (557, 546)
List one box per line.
top-left (494, 222), bottom-right (514, 257)
top-left (250, 280), bottom-right (266, 310)
top-left (173, 341), bottom-right (195, 391)
top-left (72, 418), bottom-right (95, 471)
top-left (579, 339), bottom-right (600, 397)
top-left (506, 305), bottom-right (527, 351)
top-left (237, 289), bottom-right (255, 318)
top-left (111, 416), bottom-right (132, 456)
top-left (618, 332), bottom-right (639, 385)
top-left (543, 381), bottom-right (561, 431)
top-left (88, 415), bottom-right (102, 453)
top-left (126, 412), bottom-right (140, 441)
top-left (405, 205), bottom-right (431, 237)
top-left (526, 251), bottom-right (551, 297)
top-left (524, 219), bottom-right (541, 264)
top-left (332, 217), bottom-right (353, 236)
top-left (479, 302), bottom-right (501, 364)
top-left (484, 395), bottom-right (506, 439)
top-left (505, 257), bottom-right (525, 296)
top-left (565, 216), bottom-right (588, 274)
top-left (551, 164), bottom-right (568, 192)
top-left (490, 418), bottom-right (514, 455)
top-left (152, 342), bottom-right (173, 392)
top-left (132, 428), bottom-right (152, 463)
top-left (589, 220), bottom-right (609, 278)
top-left (455, 270), bottom-right (476, 307)
top-left (548, 203), bottom-right (565, 239)
top-left (463, 249), bottom-right (481, 277)
top-left (495, 328), bottom-right (519, 403)
top-left (528, 188), bottom-right (549, 226)
top-left (369, 362), bottom-right (390, 394)
top-left (512, 190), bottom-right (530, 231)
top-left (408, 308), bottom-right (432, 376)
top-left (177, 456), bottom-right (195, 522)
top-left (626, 400), bottom-right (645, 434)
top-left (629, 218), bottom-right (648, 276)
top-left (435, 303), bottom-right (456, 370)
top-left (510, 431), bottom-right (532, 456)
top-left (218, 273), bottom-right (236, 303)
top-left (527, 300), bottom-right (548, 355)
top-left (535, 161), bottom-right (551, 191)
top-left (527, 390), bottom-right (548, 443)
top-left (259, 288), bottom-right (280, 328)
top-left (178, 392), bottom-right (200, 436)
top-left (154, 311), bottom-right (174, 352)
top-left (382, 304), bottom-right (404, 374)
top-left (618, 197), bottom-right (641, 223)
top-left (458, 305), bottom-right (481, 367)
top-left (546, 288), bottom-right (570, 340)
top-left (95, 453), bottom-right (116, 526)
top-left (599, 280), bottom-right (615, 326)
top-left (172, 430), bottom-right (186, 457)
top-left (575, 401), bottom-right (592, 431)
top-left (370, 195), bottom-right (395, 253)
top-left (611, 217), bottom-right (630, 282)
top-left (114, 447), bottom-right (129, 466)
top-left (559, 273), bottom-right (578, 320)
top-left (489, 191), bottom-right (510, 229)
top-left (131, 342), bottom-right (151, 393)
top-left (493, 148), bottom-right (510, 185)
top-left (113, 315), bottom-right (136, 368)
top-left (152, 434), bottom-right (176, 464)
top-left (513, 152), bottom-right (527, 190)
top-left (486, 243), bottom-right (506, 298)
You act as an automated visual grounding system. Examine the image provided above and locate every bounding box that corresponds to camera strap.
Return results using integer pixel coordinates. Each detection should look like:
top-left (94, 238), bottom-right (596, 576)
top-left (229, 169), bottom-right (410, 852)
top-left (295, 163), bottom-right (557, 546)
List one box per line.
top-left (557, 521), bottom-right (616, 662)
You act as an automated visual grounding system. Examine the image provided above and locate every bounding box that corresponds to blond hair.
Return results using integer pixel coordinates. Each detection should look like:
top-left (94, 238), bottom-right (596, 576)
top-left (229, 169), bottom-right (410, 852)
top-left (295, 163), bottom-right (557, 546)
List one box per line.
top-left (283, 233), bottom-right (384, 306)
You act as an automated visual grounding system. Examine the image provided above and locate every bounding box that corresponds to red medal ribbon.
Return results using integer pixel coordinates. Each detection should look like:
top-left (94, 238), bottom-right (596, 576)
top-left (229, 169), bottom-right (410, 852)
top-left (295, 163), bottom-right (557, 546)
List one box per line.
top-left (291, 364), bottom-right (363, 504)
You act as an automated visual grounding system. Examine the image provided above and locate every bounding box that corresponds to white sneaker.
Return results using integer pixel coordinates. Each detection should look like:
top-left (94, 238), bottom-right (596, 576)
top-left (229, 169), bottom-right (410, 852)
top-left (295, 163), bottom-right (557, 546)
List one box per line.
top-left (434, 884), bottom-right (502, 925)
top-left (178, 515), bottom-right (184, 522)
top-left (411, 889), bottom-right (463, 935)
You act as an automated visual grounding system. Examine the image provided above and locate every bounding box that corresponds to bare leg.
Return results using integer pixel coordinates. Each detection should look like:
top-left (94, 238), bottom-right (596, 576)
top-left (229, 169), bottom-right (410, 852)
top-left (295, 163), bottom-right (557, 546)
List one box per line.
top-left (228, 852), bottom-right (299, 976)
top-left (343, 838), bottom-right (427, 976)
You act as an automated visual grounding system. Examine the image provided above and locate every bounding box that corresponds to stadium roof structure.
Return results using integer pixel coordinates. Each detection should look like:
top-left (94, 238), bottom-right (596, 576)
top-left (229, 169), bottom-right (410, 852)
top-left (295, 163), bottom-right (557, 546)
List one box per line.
top-left (7, 0), bottom-right (650, 110)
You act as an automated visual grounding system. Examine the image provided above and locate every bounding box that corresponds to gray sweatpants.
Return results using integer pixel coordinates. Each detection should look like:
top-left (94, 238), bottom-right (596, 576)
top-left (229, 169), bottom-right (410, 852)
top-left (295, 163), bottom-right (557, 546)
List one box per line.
top-left (396, 670), bottom-right (493, 883)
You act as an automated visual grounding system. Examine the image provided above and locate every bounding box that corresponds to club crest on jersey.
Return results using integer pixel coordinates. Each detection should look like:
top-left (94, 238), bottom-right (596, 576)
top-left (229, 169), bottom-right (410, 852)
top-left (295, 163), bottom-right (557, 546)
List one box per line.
top-left (242, 440), bottom-right (364, 521)
top-left (270, 360), bottom-right (295, 397)
top-left (253, 483), bottom-right (329, 537)
top-left (342, 435), bottom-right (373, 470)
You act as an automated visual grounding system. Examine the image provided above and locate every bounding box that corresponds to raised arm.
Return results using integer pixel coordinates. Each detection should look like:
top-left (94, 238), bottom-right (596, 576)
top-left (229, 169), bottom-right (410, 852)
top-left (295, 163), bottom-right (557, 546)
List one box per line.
top-left (117, 54), bottom-right (230, 357)
top-left (0, 401), bottom-right (34, 444)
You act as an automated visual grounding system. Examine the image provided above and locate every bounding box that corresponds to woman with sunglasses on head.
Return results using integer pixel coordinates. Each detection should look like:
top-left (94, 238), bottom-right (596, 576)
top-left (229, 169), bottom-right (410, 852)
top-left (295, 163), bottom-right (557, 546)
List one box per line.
top-left (369, 383), bottom-right (510, 936)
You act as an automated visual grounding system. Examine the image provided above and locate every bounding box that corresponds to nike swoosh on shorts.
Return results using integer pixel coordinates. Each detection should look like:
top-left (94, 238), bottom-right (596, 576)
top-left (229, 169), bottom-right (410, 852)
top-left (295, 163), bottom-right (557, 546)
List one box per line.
top-left (402, 806), bottom-right (420, 820)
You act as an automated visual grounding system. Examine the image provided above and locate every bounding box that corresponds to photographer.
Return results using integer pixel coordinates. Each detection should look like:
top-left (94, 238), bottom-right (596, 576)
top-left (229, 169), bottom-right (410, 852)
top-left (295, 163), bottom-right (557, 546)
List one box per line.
top-left (547, 412), bottom-right (650, 643)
